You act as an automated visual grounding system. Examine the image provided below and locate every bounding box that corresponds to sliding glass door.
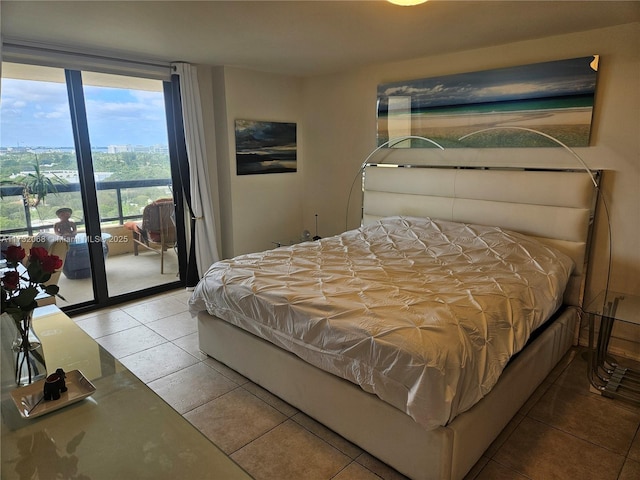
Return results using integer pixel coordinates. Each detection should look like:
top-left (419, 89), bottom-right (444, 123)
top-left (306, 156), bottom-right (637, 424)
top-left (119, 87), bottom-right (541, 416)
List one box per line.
top-left (78, 71), bottom-right (181, 300)
top-left (1, 62), bottom-right (186, 312)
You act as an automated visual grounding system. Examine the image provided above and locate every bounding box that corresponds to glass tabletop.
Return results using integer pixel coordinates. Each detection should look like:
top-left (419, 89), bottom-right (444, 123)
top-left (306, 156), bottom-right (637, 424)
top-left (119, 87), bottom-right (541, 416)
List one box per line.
top-left (584, 290), bottom-right (640, 327)
top-left (1, 306), bottom-right (250, 479)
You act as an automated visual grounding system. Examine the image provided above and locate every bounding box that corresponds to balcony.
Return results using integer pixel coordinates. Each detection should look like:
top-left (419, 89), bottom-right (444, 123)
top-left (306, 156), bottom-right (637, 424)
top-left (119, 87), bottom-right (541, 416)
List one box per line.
top-left (56, 242), bottom-right (179, 307)
top-left (0, 178), bottom-right (174, 236)
top-left (1, 179), bottom-right (180, 307)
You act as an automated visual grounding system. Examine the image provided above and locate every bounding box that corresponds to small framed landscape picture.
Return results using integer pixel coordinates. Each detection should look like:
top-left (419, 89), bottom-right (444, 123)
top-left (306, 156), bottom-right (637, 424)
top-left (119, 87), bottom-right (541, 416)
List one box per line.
top-left (235, 120), bottom-right (297, 175)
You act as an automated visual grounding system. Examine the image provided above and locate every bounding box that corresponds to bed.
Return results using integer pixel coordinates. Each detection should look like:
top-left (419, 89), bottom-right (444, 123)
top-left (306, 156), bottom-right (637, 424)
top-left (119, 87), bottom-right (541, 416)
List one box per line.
top-left (189, 165), bottom-right (599, 480)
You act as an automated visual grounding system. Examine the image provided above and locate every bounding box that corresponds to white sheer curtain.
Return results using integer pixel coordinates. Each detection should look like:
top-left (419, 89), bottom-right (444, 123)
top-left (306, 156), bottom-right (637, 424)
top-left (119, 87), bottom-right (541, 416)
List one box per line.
top-left (172, 62), bottom-right (220, 277)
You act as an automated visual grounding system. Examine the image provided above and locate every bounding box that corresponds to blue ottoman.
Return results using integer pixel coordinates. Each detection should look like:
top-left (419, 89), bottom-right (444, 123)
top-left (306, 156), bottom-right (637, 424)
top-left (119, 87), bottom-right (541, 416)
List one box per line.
top-left (62, 233), bottom-right (111, 279)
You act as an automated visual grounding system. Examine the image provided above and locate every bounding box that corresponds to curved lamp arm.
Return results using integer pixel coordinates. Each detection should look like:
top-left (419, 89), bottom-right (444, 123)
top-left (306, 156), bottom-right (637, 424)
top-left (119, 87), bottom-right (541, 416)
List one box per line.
top-left (458, 125), bottom-right (611, 310)
top-left (458, 126), bottom-right (599, 188)
top-left (345, 136), bottom-right (445, 231)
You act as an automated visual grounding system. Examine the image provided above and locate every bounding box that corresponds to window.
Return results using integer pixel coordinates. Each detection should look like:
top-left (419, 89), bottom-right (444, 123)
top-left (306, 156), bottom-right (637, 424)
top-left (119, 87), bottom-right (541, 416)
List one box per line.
top-left (1, 61), bottom-right (186, 311)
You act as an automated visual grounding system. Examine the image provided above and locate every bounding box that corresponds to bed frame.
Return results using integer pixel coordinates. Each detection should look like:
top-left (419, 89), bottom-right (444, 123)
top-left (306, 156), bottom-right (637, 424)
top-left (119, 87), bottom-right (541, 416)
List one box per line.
top-left (197, 166), bottom-right (599, 480)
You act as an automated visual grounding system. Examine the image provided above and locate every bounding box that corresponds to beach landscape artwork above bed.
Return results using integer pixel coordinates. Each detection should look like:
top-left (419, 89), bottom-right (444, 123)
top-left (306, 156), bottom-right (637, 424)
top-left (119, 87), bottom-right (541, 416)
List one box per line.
top-left (377, 55), bottom-right (599, 148)
top-left (235, 120), bottom-right (297, 175)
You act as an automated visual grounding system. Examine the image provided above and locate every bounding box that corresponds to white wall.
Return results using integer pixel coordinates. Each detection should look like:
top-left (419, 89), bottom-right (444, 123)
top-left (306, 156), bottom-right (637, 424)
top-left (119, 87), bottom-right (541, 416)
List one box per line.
top-left (300, 23), bottom-right (639, 358)
top-left (206, 23), bottom-right (639, 357)
top-left (302, 23), bottom-right (639, 292)
top-left (208, 67), bottom-right (303, 257)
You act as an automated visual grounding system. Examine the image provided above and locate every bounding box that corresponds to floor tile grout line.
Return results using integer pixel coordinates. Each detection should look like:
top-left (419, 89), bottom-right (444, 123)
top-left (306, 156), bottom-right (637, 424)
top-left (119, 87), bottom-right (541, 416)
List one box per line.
top-left (226, 415), bottom-right (291, 457)
top-left (485, 456), bottom-right (535, 480)
top-left (238, 382), bottom-right (298, 419)
top-left (71, 294), bottom-right (377, 477)
top-left (174, 346), bottom-right (208, 363)
top-left (485, 414), bottom-right (525, 460)
top-left (328, 459), bottom-right (382, 480)
top-left (522, 415), bottom-right (630, 459)
top-left (71, 292), bottom-right (639, 479)
top-left (102, 337), bottom-right (171, 361)
top-left (200, 358), bottom-right (251, 385)
top-left (228, 414), bottom-right (357, 473)
top-left (525, 351), bottom-right (640, 455)
top-left (179, 383), bottom-right (245, 418)
top-left (213, 382), bottom-right (360, 465)
top-left (621, 423), bottom-right (640, 458)
top-left (524, 379), bottom-right (640, 457)
top-left (76, 321), bottom-right (146, 340)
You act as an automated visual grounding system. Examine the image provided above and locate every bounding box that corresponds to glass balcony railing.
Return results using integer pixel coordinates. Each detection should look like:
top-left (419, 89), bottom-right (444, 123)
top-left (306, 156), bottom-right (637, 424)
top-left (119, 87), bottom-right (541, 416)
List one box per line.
top-left (0, 179), bottom-right (173, 237)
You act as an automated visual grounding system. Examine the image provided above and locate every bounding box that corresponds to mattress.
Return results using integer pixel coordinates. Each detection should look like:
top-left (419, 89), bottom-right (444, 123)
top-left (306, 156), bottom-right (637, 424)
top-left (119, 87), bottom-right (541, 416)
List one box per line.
top-left (189, 216), bottom-right (574, 429)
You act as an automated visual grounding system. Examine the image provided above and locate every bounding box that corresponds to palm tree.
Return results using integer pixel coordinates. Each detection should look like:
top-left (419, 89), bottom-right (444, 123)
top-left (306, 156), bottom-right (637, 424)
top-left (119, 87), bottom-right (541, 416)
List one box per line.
top-left (15, 155), bottom-right (64, 208)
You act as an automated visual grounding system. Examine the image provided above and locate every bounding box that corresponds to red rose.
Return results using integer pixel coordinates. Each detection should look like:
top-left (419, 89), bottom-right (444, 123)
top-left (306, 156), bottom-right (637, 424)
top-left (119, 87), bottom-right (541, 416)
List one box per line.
top-left (41, 254), bottom-right (63, 274)
top-left (3, 245), bottom-right (26, 263)
top-left (2, 270), bottom-right (20, 290)
top-left (28, 247), bottom-right (48, 263)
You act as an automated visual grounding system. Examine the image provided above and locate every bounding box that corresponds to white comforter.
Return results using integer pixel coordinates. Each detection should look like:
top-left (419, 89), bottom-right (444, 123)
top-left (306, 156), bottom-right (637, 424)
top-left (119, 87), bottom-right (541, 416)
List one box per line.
top-left (189, 216), bottom-right (574, 429)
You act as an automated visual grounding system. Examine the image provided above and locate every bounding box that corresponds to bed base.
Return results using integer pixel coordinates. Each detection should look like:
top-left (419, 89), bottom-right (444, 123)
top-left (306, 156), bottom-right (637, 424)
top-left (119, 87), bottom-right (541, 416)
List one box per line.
top-left (198, 306), bottom-right (578, 480)
top-left (196, 166), bottom-right (595, 478)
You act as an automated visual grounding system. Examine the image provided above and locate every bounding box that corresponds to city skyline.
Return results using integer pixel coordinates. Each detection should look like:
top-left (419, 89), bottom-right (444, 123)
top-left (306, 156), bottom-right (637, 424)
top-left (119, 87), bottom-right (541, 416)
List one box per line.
top-left (0, 144), bottom-right (168, 153)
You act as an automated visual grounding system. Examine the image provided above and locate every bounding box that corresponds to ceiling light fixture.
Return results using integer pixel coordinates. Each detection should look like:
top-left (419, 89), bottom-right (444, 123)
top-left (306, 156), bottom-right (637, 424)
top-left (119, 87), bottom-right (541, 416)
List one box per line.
top-left (387, 0), bottom-right (429, 6)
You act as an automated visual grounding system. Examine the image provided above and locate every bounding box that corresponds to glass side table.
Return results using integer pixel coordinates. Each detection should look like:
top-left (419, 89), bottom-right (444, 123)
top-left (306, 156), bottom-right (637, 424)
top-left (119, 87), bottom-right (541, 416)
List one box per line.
top-left (585, 291), bottom-right (640, 404)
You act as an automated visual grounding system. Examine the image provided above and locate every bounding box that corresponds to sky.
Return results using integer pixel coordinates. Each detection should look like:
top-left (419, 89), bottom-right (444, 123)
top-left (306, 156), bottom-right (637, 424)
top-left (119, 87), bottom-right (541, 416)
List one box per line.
top-left (1, 78), bottom-right (169, 148)
top-left (378, 56), bottom-right (598, 110)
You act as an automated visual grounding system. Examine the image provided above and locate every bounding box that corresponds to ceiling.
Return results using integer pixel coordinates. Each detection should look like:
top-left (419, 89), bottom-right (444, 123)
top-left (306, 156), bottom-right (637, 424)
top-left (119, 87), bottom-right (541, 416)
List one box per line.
top-left (2, 1), bottom-right (639, 77)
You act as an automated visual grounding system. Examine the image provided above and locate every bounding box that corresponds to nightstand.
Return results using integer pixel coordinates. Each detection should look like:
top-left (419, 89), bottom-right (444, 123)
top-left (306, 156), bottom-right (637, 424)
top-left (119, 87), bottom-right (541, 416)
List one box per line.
top-left (585, 290), bottom-right (640, 404)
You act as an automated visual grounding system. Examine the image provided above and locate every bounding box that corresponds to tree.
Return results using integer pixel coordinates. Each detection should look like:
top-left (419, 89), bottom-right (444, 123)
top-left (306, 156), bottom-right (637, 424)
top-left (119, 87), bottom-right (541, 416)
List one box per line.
top-left (19, 156), bottom-right (65, 207)
top-left (0, 155), bottom-right (67, 228)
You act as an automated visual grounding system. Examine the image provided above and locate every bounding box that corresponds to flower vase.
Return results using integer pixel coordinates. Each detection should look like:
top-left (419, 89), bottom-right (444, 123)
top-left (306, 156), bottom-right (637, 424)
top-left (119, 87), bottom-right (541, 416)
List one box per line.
top-left (12, 310), bottom-right (47, 386)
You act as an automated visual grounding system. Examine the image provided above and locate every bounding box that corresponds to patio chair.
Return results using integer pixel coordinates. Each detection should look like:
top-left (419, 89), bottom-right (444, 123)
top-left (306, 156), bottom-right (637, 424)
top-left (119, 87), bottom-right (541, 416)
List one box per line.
top-left (128, 198), bottom-right (177, 274)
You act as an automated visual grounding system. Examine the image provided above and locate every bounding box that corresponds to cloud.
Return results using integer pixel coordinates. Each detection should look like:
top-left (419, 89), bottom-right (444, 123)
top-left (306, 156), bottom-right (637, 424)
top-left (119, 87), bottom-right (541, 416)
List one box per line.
top-left (378, 57), bottom-right (597, 109)
top-left (2, 78), bottom-right (169, 147)
top-left (1, 79), bottom-right (68, 117)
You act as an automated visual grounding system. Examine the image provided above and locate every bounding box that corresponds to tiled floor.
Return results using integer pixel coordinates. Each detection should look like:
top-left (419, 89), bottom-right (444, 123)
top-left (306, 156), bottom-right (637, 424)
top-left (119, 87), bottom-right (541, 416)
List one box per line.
top-left (71, 289), bottom-right (640, 480)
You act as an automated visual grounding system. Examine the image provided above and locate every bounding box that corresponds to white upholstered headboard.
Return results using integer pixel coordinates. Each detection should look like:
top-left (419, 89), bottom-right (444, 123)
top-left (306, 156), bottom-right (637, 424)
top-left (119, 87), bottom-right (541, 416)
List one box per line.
top-left (362, 165), bottom-right (599, 308)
